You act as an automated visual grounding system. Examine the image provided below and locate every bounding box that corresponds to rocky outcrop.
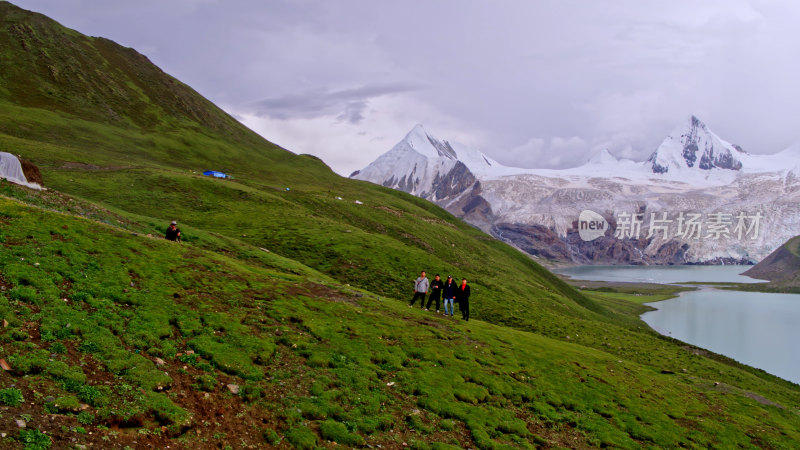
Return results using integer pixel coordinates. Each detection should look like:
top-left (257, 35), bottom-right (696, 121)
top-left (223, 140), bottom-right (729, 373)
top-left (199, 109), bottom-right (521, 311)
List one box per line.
top-left (651, 240), bottom-right (690, 265)
top-left (493, 222), bottom-right (697, 265)
top-left (448, 181), bottom-right (493, 229)
top-left (492, 223), bottom-right (575, 261)
top-left (431, 161), bottom-right (476, 200)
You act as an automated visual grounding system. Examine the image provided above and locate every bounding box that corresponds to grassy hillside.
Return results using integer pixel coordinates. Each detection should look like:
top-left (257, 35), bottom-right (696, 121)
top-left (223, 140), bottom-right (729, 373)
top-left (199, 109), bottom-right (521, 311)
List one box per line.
top-left (1, 188), bottom-right (799, 449)
top-left (742, 236), bottom-right (800, 292)
top-left (0, 2), bottom-right (799, 448)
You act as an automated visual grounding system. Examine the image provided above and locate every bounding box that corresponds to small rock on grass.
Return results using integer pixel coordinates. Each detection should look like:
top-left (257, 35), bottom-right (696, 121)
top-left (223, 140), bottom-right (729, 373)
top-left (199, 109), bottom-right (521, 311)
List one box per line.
top-left (227, 384), bottom-right (240, 394)
top-left (154, 357), bottom-right (166, 366)
top-left (15, 419), bottom-right (26, 428)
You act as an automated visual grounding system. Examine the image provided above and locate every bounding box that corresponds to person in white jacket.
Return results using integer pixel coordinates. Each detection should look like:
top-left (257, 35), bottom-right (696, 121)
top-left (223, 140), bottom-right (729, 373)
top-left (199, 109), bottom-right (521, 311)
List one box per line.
top-left (408, 271), bottom-right (429, 308)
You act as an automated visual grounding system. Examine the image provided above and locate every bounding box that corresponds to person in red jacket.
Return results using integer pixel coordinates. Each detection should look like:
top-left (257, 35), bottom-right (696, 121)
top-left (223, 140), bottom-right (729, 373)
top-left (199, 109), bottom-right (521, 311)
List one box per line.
top-left (456, 278), bottom-right (471, 321)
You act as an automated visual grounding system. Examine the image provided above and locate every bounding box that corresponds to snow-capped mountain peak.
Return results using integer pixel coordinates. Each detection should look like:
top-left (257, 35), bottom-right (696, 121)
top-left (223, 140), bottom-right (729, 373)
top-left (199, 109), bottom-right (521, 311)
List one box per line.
top-left (352, 124), bottom-right (501, 198)
top-left (402, 124), bottom-right (457, 160)
top-left (646, 115), bottom-right (745, 175)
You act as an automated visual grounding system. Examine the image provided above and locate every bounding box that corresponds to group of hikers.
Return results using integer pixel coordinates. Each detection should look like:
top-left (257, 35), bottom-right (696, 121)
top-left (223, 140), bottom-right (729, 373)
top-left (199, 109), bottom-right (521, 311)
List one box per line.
top-left (410, 271), bottom-right (471, 321)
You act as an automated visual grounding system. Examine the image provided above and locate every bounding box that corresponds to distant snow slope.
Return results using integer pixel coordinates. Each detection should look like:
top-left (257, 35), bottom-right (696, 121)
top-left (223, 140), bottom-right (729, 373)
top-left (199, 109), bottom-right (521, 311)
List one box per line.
top-left (353, 117), bottom-right (800, 265)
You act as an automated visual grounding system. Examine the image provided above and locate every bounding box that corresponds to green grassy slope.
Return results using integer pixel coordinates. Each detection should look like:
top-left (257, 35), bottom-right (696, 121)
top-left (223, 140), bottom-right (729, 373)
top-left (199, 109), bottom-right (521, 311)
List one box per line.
top-left (0, 3), bottom-right (259, 142)
top-left (0, 191), bottom-right (799, 449)
top-left (0, 1), bottom-right (617, 345)
top-left (0, 2), bottom-right (799, 448)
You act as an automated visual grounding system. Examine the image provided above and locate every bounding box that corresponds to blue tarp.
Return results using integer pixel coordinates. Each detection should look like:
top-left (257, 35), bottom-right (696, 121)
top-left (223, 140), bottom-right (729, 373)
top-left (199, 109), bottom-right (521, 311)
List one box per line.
top-left (203, 170), bottom-right (229, 178)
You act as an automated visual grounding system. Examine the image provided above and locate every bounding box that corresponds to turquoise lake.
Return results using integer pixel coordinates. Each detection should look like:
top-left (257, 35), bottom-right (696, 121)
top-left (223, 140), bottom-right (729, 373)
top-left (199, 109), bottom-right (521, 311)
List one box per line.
top-left (557, 265), bottom-right (800, 385)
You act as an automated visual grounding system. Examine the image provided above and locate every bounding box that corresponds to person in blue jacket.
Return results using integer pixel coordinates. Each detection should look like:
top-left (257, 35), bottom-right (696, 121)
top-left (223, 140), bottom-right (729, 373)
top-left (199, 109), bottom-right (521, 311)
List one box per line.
top-left (442, 275), bottom-right (457, 317)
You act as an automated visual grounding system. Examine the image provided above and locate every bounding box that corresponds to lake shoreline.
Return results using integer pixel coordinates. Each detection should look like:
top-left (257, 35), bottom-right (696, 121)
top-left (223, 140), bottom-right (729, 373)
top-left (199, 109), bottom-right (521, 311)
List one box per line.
top-left (559, 276), bottom-right (694, 304)
top-left (560, 265), bottom-right (800, 385)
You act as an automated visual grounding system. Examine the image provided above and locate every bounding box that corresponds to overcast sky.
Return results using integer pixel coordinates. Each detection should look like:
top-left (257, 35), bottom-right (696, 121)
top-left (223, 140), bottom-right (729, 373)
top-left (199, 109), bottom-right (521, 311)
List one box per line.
top-left (14, 0), bottom-right (800, 175)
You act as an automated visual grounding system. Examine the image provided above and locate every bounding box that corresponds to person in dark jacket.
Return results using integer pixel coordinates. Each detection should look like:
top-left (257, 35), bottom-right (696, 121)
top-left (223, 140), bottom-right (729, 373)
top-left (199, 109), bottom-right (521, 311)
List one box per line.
top-left (442, 275), bottom-right (457, 317)
top-left (425, 274), bottom-right (444, 312)
top-left (165, 220), bottom-right (181, 242)
top-left (456, 278), bottom-right (471, 321)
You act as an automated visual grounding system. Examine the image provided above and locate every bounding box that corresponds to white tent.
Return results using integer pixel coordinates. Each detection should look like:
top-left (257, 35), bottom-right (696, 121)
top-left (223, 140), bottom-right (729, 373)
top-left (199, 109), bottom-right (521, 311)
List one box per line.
top-left (0, 152), bottom-right (41, 190)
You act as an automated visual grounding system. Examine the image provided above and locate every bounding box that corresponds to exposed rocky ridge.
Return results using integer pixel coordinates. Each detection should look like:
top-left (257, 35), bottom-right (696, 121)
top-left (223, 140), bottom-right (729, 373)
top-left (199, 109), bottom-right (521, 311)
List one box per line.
top-left (493, 223), bottom-right (692, 265)
top-left (432, 161), bottom-right (475, 200)
top-left (743, 236), bottom-right (800, 284)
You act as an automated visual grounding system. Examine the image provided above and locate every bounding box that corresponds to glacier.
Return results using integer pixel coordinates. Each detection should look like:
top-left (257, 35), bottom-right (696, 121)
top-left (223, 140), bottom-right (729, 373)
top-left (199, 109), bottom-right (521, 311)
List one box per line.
top-left (352, 117), bottom-right (800, 265)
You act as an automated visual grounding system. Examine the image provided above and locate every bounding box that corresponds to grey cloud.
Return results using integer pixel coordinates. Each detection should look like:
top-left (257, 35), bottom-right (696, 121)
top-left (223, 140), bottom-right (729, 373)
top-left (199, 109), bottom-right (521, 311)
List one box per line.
top-left (247, 82), bottom-right (421, 122)
top-left (336, 102), bottom-right (368, 124)
top-left (336, 101), bottom-right (369, 124)
top-left (499, 136), bottom-right (592, 170)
